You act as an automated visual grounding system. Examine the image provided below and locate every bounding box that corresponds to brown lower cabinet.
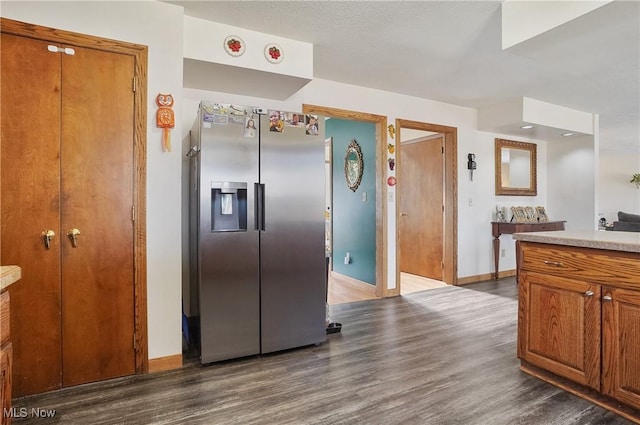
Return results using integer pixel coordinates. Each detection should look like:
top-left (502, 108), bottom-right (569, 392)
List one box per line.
top-left (1, 290), bottom-right (12, 425)
top-left (517, 241), bottom-right (640, 422)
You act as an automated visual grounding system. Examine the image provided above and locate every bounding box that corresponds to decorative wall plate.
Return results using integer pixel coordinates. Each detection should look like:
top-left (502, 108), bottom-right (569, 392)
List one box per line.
top-left (224, 36), bottom-right (245, 57)
top-left (264, 43), bottom-right (283, 64)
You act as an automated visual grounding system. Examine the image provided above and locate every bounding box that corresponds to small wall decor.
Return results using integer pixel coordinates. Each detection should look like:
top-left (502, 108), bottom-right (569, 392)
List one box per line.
top-left (387, 124), bottom-right (395, 139)
top-left (388, 158), bottom-right (395, 171)
top-left (387, 143), bottom-right (395, 154)
top-left (156, 93), bottom-right (175, 152)
top-left (387, 176), bottom-right (396, 187)
top-left (264, 43), bottom-right (283, 64)
top-left (345, 139), bottom-right (364, 192)
top-left (224, 35), bottom-right (245, 57)
top-left (495, 138), bottom-right (537, 196)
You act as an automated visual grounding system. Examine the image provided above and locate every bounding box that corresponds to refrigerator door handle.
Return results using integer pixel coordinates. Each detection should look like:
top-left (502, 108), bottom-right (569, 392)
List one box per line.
top-left (255, 183), bottom-right (265, 231)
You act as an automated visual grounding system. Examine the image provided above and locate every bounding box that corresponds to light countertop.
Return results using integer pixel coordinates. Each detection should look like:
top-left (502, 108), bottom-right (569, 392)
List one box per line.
top-left (513, 230), bottom-right (640, 253)
top-left (1, 265), bottom-right (21, 292)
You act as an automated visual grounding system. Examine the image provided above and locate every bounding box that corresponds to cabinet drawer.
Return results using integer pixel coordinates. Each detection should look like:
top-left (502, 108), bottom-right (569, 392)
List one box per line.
top-left (0, 292), bottom-right (8, 345)
top-left (520, 243), bottom-right (640, 289)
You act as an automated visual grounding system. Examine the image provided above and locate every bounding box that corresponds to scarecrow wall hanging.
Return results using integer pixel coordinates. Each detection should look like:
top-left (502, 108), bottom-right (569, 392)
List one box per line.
top-left (156, 93), bottom-right (175, 152)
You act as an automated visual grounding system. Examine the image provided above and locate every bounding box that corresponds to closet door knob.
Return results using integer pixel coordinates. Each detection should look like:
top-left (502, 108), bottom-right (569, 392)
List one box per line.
top-left (67, 228), bottom-right (81, 248)
top-left (41, 230), bottom-right (55, 249)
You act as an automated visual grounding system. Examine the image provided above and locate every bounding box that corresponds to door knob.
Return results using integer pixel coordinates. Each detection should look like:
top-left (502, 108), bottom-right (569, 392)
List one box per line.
top-left (41, 230), bottom-right (55, 249)
top-left (67, 228), bottom-right (81, 248)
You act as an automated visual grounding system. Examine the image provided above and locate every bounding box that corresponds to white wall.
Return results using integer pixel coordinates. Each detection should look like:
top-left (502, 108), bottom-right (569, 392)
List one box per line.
top-left (599, 152), bottom-right (640, 223)
top-left (1, 1), bottom-right (185, 360)
top-left (547, 136), bottom-right (597, 230)
top-left (466, 132), bottom-right (547, 277)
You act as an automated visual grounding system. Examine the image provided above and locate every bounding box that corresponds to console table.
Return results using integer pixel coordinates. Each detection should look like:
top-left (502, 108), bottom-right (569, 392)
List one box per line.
top-left (491, 221), bottom-right (565, 279)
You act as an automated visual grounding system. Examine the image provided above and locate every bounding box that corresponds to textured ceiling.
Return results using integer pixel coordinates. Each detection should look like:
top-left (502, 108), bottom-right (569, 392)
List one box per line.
top-left (168, 0), bottom-right (640, 153)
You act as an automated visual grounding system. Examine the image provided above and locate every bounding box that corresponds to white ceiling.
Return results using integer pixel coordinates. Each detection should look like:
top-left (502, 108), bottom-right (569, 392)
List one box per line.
top-left (168, 0), bottom-right (640, 153)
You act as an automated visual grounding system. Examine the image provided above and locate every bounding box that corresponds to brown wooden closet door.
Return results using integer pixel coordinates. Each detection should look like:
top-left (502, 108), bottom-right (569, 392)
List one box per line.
top-left (399, 137), bottom-right (444, 280)
top-left (1, 34), bottom-right (63, 396)
top-left (60, 46), bottom-right (135, 386)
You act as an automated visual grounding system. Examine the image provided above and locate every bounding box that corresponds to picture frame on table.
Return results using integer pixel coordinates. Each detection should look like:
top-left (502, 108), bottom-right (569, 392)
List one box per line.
top-left (536, 206), bottom-right (549, 222)
top-left (511, 206), bottom-right (526, 222)
top-left (524, 206), bottom-right (536, 222)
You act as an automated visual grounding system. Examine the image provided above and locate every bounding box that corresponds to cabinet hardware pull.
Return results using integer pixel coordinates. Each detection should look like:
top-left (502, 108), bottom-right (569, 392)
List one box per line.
top-left (585, 290), bottom-right (594, 297)
top-left (543, 260), bottom-right (564, 267)
top-left (603, 294), bottom-right (613, 301)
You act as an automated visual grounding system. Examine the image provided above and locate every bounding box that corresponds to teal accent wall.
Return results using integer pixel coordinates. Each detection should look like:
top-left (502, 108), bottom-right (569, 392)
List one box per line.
top-left (326, 119), bottom-right (376, 285)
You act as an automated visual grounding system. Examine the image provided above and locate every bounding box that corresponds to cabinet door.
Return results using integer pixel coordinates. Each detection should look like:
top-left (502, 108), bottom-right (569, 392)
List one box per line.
top-left (60, 45), bottom-right (136, 387)
top-left (1, 33), bottom-right (63, 397)
top-left (1, 343), bottom-right (12, 425)
top-left (518, 271), bottom-right (601, 390)
top-left (602, 287), bottom-right (640, 409)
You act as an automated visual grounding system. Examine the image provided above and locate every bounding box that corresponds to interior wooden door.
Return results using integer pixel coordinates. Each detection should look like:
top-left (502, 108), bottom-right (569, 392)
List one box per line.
top-left (1, 31), bottom-right (137, 394)
top-left (60, 46), bottom-right (135, 386)
top-left (398, 137), bottom-right (444, 279)
top-left (1, 33), bottom-right (64, 396)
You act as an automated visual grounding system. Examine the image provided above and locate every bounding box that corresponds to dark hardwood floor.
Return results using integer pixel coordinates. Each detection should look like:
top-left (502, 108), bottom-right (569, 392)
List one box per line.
top-left (10, 278), bottom-right (633, 424)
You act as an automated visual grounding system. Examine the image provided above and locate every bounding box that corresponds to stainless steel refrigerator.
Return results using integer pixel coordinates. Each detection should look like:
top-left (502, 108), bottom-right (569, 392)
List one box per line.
top-left (189, 102), bottom-right (326, 364)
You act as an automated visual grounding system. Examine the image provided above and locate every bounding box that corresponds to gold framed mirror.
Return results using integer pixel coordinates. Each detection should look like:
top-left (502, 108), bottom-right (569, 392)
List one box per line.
top-left (495, 138), bottom-right (537, 196)
top-left (345, 139), bottom-right (364, 192)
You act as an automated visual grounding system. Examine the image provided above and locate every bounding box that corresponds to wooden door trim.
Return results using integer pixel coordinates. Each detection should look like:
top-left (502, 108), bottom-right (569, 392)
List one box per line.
top-left (395, 119), bottom-right (458, 289)
top-left (302, 105), bottom-right (389, 297)
top-left (1, 18), bottom-right (149, 373)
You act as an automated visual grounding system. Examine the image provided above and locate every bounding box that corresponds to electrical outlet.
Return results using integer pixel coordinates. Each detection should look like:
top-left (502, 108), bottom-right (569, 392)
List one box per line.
top-left (362, 191), bottom-right (367, 202)
top-left (468, 197), bottom-right (473, 206)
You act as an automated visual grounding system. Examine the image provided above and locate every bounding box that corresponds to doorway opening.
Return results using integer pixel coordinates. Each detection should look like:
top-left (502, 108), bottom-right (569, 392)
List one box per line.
top-left (396, 119), bottom-right (458, 294)
top-left (304, 104), bottom-right (388, 304)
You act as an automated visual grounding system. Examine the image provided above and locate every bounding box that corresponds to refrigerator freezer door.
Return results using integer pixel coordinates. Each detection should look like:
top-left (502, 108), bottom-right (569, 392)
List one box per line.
top-left (259, 114), bottom-right (327, 353)
top-left (197, 105), bottom-right (260, 363)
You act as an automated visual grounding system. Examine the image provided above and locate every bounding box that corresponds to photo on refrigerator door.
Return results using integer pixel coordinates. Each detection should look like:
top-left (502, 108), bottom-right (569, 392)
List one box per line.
top-left (284, 112), bottom-right (305, 128)
top-left (244, 115), bottom-right (257, 138)
top-left (269, 110), bottom-right (284, 133)
top-left (305, 114), bottom-right (319, 135)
